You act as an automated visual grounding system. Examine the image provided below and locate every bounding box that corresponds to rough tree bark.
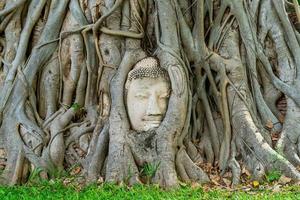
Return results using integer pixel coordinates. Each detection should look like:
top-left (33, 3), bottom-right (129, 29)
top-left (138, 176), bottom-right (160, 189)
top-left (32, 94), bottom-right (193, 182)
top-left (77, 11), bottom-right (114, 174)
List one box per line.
top-left (0, 0), bottom-right (300, 188)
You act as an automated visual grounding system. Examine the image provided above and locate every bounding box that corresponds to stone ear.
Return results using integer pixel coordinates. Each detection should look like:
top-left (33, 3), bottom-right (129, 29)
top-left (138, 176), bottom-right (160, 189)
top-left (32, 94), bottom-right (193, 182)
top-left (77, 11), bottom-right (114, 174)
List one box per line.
top-left (125, 79), bottom-right (130, 90)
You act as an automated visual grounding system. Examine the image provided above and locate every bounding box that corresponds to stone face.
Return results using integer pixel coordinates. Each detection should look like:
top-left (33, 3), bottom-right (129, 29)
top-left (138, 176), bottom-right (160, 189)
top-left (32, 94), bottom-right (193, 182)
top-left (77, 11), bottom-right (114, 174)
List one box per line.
top-left (125, 57), bottom-right (170, 132)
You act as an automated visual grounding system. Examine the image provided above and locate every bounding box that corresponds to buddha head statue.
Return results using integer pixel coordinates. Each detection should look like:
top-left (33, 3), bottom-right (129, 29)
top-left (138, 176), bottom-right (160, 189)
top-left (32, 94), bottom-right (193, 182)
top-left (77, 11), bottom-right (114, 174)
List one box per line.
top-left (125, 57), bottom-right (171, 132)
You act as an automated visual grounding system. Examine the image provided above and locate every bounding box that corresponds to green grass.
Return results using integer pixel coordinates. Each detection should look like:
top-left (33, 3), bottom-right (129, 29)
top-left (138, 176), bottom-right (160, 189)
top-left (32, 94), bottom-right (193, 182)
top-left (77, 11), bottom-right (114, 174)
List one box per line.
top-left (0, 181), bottom-right (300, 200)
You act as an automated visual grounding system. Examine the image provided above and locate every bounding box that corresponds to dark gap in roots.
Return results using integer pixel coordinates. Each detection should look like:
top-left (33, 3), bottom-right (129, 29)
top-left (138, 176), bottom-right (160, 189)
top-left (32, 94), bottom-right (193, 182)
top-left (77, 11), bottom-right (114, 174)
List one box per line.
top-left (0, 148), bottom-right (6, 174)
top-left (276, 94), bottom-right (287, 117)
top-left (270, 94), bottom-right (287, 147)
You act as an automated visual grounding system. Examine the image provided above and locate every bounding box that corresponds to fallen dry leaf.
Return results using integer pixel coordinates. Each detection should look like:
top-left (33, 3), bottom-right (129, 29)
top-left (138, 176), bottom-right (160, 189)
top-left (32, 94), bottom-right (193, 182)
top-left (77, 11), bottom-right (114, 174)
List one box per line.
top-left (210, 175), bottom-right (221, 185)
top-left (272, 184), bottom-right (281, 192)
top-left (222, 178), bottom-right (231, 187)
top-left (63, 178), bottom-right (72, 186)
top-left (70, 167), bottom-right (81, 176)
top-left (252, 180), bottom-right (259, 188)
top-left (191, 182), bottom-right (201, 189)
top-left (97, 177), bottom-right (104, 184)
top-left (278, 114), bottom-right (285, 123)
top-left (265, 120), bottom-right (274, 130)
top-left (241, 186), bottom-right (251, 192)
top-left (278, 175), bottom-right (292, 184)
top-left (242, 167), bottom-right (251, 176)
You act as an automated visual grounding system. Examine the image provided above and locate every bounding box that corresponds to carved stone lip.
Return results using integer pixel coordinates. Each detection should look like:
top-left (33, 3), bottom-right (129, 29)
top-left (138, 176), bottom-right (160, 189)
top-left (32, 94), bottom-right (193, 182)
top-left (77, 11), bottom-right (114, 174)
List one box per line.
top-left (142, 117), bottom-right (162, 122)
top-left (143, 119), bottom-right (162, 125)
top-left (144, 121), bottom-right (161, 129)
top-left (145, 120), bottom-right (161, 124)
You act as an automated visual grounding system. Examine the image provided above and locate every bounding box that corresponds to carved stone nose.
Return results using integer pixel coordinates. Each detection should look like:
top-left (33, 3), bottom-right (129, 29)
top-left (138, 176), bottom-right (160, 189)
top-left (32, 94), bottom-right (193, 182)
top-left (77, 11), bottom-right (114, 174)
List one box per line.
top-left (146, 94), bottom-right (162, 116)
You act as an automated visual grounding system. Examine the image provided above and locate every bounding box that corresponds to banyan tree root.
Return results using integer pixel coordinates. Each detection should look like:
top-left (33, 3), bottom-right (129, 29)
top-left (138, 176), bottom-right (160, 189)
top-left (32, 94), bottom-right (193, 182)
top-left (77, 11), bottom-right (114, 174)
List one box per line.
top-left (1, 0), bottom-right (300, 188)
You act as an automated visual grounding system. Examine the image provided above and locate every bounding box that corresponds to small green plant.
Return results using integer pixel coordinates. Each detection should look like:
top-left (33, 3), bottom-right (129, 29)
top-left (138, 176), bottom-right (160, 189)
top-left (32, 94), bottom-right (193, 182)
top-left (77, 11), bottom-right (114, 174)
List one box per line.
top-left (124, 165), bottom-right (134, 185)
top-left (47, 164), bottom-right (68, 179)
top-left (265, 170), bottom-right (281, 183)
top-left (27, 167), bottom-right (45, 185)
top-left (71, 103), bottom-right (81, 111)
top-left (140, 162), bottom-right (160, 184)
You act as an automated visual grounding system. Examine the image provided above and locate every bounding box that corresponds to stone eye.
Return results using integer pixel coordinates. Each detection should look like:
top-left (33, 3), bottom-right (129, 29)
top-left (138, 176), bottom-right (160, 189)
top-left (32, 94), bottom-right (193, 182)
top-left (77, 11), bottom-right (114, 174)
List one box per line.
top-left (135, 94), bottom-right (148, 99)
top-left (159, 93), bottom-right (170, 99)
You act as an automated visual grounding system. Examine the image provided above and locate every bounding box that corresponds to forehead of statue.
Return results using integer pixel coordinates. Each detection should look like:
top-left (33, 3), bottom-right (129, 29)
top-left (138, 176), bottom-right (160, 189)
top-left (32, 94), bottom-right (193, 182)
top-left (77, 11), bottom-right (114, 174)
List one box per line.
top-left (127, 77), bottom-right (170, 92)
